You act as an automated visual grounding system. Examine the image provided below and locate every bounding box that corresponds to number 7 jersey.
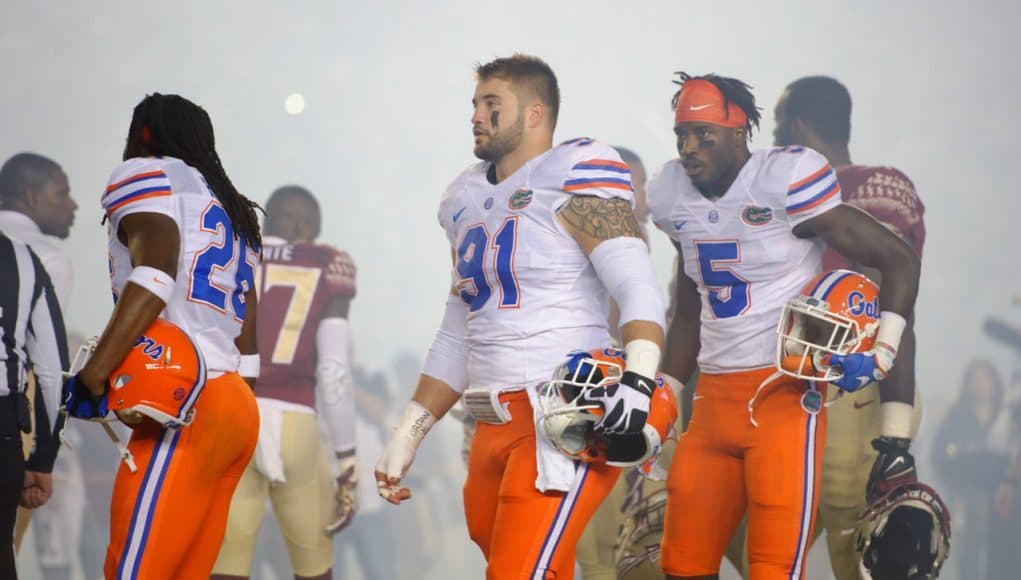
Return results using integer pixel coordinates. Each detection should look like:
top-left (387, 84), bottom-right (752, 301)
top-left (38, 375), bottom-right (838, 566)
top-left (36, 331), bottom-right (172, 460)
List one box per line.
top-left (103, 156), bottom-right (259, 375)
top-left (647, 147), bottom-right (841, 374)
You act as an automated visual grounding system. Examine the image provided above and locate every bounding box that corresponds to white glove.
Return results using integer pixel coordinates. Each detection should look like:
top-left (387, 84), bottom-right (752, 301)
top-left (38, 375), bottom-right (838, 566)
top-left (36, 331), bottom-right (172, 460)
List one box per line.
top-left (325, 454), bottom-right (358, 536)
top-left (374, 401), bottom-right (436, 504)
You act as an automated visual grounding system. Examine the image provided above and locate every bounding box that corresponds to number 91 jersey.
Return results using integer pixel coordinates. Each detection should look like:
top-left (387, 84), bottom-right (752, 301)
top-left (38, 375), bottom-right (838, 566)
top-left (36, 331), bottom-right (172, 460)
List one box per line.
top-left (103, 156), bottom-right (259, 375)
top-left (647, 147), bottom-right (842, 374)
top-left (439, 138), bottom-right (635, 391)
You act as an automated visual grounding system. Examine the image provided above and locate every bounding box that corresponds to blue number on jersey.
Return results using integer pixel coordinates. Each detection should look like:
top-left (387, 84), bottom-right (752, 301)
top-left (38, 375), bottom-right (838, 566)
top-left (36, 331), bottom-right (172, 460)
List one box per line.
top-left (231, 238), bottom-right (257, 320)
top-left (695, 240), bottom-right (750, 318)
top-left (456, 225), bottom-right (492, 311)
top-left (456, 219), bottom-right (520, 312)
top-left (190, 203), bottom-right (253, 319)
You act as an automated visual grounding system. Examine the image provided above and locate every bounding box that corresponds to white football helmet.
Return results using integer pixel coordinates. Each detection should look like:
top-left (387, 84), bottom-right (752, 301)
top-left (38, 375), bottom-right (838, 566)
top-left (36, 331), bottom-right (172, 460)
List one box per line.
top-left (536, 348), bottom-right (678, 471)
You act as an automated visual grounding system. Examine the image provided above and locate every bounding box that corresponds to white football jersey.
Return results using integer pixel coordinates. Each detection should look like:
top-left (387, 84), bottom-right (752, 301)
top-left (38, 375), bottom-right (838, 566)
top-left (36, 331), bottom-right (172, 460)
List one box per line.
top-left (648, 146), bottom-right (841, 373)
top-left (439, 138), bottom-right (635, 391)
top-left (103, 157), bottom-right (259, 375)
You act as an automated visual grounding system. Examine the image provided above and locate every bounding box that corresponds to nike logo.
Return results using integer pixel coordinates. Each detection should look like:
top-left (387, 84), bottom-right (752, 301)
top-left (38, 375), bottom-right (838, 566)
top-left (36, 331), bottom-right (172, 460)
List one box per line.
top-left (855, 376), bottom-right (871, 389)
top-left (853, 400), bottom-right (873, 410)
top-left (152, 277), bottom-right (167, 285)
top-left (453, 206), bottom-right (467, 222)
top-left (689, 104), bottom-right (713, 111)
top-left (887, 457), bottom-right (905, 472)
top-left (673, 220), bottom-right (688, 231)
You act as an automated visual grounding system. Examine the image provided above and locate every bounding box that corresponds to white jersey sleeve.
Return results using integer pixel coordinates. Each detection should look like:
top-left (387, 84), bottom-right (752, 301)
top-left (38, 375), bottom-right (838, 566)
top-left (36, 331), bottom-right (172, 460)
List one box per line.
top-left (560, 140), bottom-right (635, 202)
top-left (102, 158), bottom-right (176, 229)
top-left (783, 148), bottom-right (841, 227)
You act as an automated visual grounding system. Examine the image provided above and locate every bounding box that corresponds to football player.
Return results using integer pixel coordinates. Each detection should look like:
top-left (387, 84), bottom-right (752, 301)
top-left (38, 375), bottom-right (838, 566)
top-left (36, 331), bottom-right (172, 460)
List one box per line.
top-left (374, 54), bottom-right (666, 579)
top-left (63, 93), bottom-right (262, 578)
top-left (212, 185), bottom-right (358, 580)
top-left (647, 73), bottom-right (920, 579)
top-left (768, 75), bottom-right (926, 580)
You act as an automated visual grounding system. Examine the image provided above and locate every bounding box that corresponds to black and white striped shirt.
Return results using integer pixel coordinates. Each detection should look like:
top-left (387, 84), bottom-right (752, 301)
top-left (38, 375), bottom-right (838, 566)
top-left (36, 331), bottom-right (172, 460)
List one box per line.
top-left (0, 232), bottom-right (68, 472)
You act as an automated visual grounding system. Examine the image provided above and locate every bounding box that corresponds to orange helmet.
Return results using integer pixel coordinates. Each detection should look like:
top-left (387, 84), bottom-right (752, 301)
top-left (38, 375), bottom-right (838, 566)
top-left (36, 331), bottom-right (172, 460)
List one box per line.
top-left (536, 348), bottom-right (678, 471)
top-left (776, 269), bottom-right (881, 382)
top-left (107, 318), bottom-right (207, 427)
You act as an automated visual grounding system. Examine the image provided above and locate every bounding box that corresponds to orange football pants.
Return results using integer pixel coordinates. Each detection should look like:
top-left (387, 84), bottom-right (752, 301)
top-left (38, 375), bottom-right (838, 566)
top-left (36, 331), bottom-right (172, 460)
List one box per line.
top-left (464, 390), bottom-right (621, 580)
top-left (661, 368), bottom-right (826, 580)
top-left (104, 372), bottom-right (259, 579)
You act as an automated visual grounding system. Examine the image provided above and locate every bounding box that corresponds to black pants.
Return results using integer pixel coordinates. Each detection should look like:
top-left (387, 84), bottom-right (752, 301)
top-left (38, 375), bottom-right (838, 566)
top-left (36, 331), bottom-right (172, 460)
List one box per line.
top-left (1, 396), bottom-right (27, 580)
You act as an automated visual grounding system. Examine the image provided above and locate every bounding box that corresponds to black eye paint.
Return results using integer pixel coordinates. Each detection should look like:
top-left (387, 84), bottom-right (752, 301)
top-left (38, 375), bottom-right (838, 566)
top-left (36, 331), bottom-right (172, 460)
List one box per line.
top-left (490, 110), bottom-right (499, 129)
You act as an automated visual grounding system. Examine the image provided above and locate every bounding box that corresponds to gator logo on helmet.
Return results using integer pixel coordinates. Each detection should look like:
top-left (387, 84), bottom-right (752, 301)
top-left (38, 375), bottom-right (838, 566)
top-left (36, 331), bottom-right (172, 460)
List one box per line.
top-left (741, 205), bottom-right (773, 226)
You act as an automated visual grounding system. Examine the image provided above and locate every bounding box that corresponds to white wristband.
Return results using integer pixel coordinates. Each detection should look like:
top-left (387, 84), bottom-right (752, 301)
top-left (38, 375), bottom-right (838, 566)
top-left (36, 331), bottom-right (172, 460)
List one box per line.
top-left (126, 266), bottom-right (175, 304)
top-left (397, 401), bottom-right (437, 444)
top-left (876, 311), bottom-right (907, 353)
top-left (881, 401), bottom-right (914, 439)
top-left (238, 354), bottom-right (261, 378)
top-left (624, 338), bottom-right (661, 378)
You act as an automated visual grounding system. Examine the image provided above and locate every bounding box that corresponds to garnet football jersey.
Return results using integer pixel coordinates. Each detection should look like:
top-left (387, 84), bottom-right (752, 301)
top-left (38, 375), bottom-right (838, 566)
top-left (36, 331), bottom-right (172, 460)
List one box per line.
top-left (104, 157), bottom-right (259, 374)
top-left (648, 146), bottom-right (842, 373)
top-left (438, 138), bottom-right (635, 391)
top-left (822, 165), bottom-right (925, 271)
top-left (255, 237), bottom-right (356, 407)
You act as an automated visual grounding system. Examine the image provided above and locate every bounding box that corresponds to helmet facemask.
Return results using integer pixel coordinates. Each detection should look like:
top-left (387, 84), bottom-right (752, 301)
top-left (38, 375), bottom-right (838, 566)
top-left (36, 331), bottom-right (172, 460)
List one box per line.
top-left (776, 295), bottom-right (867, 382)
top-left (536, 352), bottom-right (621, 460)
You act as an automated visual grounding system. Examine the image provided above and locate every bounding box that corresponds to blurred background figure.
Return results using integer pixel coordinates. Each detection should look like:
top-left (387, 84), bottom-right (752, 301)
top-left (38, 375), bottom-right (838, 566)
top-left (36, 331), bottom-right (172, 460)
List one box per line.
top-left (213, 186), bottom-right (358, 580)
top-left (772, 75), bottom-right (926, 580)
top-left (0, 152), bottom-right (90, 580)
top-left (931, 359), bottom-right (1004, 578)
top-left (0, 231), bottom-right (68, 580)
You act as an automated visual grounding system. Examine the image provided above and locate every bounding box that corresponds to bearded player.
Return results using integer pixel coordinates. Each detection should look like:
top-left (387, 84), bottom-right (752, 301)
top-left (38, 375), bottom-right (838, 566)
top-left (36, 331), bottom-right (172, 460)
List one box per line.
top-left (374, 54), bottom-right (666, 579)
top-left (212, 186), bottom-right (357, 580)
top-left (647, 73), bottom-right (920, 579)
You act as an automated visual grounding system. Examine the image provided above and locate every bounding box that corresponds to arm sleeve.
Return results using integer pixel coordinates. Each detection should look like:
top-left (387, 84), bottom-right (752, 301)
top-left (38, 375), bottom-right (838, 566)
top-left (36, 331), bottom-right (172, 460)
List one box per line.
top-left (316, 317), bottom-right (356, 455)
top-left (101, 159), bottom-right (176, 230)
top-left (784, 149), bottom-right (842, 227)
top-left (422, 292), bottom-right (470, 393)
top-left (24, 256), bottom-right (69, 473)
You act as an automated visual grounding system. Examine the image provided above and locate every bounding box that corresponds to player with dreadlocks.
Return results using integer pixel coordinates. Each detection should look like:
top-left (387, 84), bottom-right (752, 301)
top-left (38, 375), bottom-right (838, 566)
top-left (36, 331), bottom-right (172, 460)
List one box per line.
top-left (646, 73), bottom-right (920, 579)
top-left (65, 93), bottom-right (262, 577)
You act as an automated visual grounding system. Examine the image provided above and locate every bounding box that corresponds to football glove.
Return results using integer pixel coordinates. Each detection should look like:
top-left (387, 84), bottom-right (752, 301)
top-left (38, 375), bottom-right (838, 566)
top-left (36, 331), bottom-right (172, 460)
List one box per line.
top-left (867, 436), bottom-right (917, 503)
top-left (823, 342), bottom-right (896, 392)
top-left (579, 370), bottom-right (653, 435)
top-left (325, 456), bottom-right (357, 536)
top-left (63, 374), bottom-right (109, 420)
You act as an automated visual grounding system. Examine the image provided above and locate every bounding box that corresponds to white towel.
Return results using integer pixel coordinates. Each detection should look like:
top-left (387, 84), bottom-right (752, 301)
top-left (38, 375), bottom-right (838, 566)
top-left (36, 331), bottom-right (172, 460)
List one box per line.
top-left (253, 398), bottom-right (287, 484)
top-left (527, 386), bottom-right (577, 492)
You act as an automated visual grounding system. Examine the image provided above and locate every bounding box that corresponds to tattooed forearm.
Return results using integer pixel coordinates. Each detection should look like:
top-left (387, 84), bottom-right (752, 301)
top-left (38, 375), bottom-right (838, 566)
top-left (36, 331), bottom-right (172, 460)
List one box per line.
top-left (557, 195), bottom-right (642, 241)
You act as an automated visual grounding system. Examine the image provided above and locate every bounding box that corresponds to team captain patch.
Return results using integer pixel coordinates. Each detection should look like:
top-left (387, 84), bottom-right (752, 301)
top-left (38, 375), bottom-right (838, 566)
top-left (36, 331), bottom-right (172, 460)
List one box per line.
top-left (741, 205), bottom-right (773, 226)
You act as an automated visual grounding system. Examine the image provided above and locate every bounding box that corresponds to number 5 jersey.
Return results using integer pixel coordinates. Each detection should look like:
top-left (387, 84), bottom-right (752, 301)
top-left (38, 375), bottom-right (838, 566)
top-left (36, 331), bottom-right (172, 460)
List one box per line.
top-left (647, 146), bottom-right (842, 374)
top-left (103, 156), bottom-right (259, 375)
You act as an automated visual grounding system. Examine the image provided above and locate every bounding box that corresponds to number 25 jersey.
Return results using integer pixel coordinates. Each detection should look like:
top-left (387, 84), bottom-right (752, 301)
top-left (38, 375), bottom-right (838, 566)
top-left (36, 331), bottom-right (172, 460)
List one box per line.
top-left (647, 147), bottom-right (841, 374)
top-left (438, 139), bottom-right (635, 391)
top-left (103, 156), bottom-right (259, 375)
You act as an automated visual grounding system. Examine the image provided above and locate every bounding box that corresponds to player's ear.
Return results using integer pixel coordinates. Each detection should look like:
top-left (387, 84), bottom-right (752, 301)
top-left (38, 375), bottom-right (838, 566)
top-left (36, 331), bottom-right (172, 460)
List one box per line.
top-left (527, 101), bottom-right (545, 130)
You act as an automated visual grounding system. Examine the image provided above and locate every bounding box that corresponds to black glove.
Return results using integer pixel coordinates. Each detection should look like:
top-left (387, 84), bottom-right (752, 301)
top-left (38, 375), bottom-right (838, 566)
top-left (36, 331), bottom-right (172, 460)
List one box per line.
top-left (867, 436), bottom-right (917, 503)
top-left (580, 370), bottom-right (654, 435)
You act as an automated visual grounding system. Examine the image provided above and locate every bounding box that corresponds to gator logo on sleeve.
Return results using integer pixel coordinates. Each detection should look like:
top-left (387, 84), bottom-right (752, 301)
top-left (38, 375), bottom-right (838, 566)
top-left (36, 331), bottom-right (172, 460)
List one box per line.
top-left (509, 188), bottom-right (533, 210)
top-left (740, 205), bottom-right (773, 226)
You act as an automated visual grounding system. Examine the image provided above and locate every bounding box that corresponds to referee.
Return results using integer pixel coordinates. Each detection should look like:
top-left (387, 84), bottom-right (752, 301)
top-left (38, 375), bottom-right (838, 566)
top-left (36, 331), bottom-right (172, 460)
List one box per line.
top-left (1, 231), bottom-right (68, 578)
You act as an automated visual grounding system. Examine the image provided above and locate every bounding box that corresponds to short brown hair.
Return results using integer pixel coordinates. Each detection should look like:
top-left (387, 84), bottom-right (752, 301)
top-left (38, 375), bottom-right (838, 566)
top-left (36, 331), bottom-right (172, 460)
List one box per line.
top-left (475, 54), bottom-right (560, 127)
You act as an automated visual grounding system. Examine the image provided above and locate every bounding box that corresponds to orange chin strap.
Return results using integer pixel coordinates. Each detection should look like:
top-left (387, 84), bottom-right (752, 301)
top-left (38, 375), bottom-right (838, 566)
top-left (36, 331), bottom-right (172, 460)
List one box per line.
top-left (674, 79), bottom-right (748, 128)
